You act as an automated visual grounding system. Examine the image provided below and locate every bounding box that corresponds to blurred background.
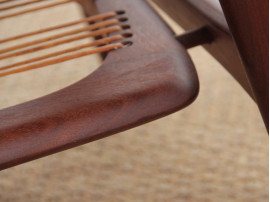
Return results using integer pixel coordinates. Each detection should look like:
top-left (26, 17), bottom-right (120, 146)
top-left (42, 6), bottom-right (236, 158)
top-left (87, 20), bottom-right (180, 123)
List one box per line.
top-left (0, 1), bottom-right (268, 201)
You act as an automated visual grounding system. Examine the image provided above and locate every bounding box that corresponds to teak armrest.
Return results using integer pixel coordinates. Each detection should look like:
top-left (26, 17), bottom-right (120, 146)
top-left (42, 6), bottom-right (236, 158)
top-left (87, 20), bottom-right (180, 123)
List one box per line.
top-left (0, 0), bottom-right (199, 170)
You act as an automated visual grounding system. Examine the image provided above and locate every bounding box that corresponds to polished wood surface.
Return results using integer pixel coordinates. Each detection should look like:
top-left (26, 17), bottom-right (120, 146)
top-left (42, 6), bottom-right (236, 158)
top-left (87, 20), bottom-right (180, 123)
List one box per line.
top-left (153, 0), bottom-right (254, 99)
top-left (175, 26), bottom-right (214, 49)
top-left (0, 0), bottom-right (199, 170)
top-left (219, 0), bottom-right (269, 129)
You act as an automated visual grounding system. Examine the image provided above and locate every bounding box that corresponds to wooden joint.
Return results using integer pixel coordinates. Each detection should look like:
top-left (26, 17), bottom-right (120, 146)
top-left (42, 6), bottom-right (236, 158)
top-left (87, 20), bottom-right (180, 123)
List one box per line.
top-left (175, 26), bottom-right (214, 49)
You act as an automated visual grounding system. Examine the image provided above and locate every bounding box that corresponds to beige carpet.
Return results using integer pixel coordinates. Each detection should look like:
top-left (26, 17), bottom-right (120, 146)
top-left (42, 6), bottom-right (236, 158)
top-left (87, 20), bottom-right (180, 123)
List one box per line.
top-left (0, 1), bottom-right (268, 202)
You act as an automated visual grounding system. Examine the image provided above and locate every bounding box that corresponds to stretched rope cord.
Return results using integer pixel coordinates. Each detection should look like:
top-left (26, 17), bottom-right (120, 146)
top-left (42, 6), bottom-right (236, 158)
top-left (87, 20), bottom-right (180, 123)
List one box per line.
top-left (0, 43), bottom-right (124, 77)
top-left (0, 0), bottom-right (49, 11)
top-left (0, 0), bottom-right (20, 4)
top-left (0, 12), bottom-right (117, 44)
top-left (0, 22), bottom-right (122, 55)
top-left (0, 6), bottom-right (132, 77)
top-left (0, 0), bottom-right (132, 77)
top-left (0, 0), bottom-right (82, 20)
top-left (0, 35), bottom-right (124, 72)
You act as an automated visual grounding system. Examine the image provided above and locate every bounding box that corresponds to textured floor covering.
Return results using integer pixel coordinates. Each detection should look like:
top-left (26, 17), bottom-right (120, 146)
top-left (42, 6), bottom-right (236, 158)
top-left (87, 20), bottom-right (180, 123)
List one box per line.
top-left (0, 1), bottom-right (268, 202)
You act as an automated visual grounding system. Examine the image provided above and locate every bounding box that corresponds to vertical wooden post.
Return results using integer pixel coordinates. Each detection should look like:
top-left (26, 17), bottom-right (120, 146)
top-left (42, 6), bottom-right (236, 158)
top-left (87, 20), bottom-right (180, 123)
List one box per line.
top-left (219, 0), bottom-right (269, 131)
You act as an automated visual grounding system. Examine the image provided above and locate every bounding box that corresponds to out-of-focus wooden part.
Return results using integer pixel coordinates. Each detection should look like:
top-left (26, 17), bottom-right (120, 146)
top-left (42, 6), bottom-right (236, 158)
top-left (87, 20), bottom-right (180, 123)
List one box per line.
top-left (153, 0), bottom-right (254, 99)
top-left (219, 0), bottom-right (269, 130)
top-left (175, 26), bottom-right (214, 49)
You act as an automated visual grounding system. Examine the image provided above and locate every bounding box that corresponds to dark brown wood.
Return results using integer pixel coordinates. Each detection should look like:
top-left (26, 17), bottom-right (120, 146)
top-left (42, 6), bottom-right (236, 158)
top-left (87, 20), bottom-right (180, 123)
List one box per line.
top-left (219, 0), bottom-right (269, 130)
top-left (153, 0), bottom-right (255, 99)
top-left (0, 0), bottom-right (199, 170)
top-left (175, 26), bottom-right (214, 49)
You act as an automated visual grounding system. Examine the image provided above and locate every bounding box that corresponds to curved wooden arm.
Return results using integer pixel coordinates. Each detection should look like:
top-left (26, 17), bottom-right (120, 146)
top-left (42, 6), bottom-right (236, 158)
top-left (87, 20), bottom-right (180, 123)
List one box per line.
top-left (153, 0), bottom-right (254, 99)
top-left (0, 0), bottom-right (199, 170)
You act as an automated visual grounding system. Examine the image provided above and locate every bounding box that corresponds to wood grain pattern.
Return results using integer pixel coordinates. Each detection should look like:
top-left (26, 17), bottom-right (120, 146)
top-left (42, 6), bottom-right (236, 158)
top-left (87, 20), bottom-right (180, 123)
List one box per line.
top-left (153, 0), bottom-right (254, 99)
top-left (219, 0), bottom-right (269, 129)
top-left (0, 0), bottom-right (199, 170)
